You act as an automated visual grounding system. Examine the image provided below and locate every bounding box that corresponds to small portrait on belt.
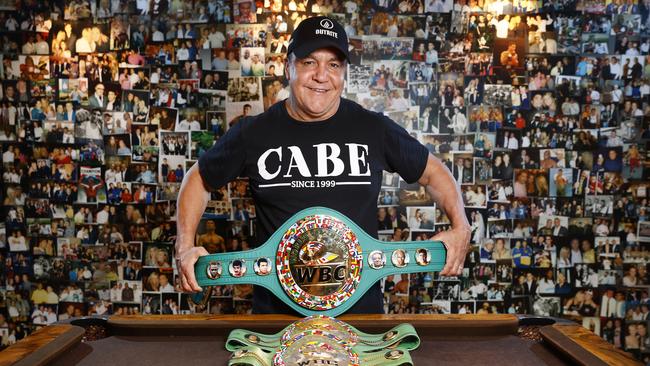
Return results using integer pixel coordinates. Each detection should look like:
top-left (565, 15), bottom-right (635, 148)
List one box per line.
top-left (254, 257), bottom-right (271, 276)
top-left (229, 259), bottom-right (246, 278)
top-left (415, 248), bottom-right (430, 266)
top-left (368, 250), bottom-right (386, 269)
top-left (391, 249), bottom-right (409, 268)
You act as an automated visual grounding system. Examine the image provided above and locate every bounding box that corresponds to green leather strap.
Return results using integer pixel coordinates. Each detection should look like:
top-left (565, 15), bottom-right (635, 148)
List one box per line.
top-left (193, 206), bottom-right (446, 317)
top-left (226, 323), bottom-right (420, 353)
top-left (229, 347), bottom-right (273, 366)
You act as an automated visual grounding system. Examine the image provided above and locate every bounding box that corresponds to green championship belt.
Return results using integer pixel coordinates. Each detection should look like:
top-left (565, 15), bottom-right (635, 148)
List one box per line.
top-left (192, 206), bottom-right (446, 317)
top-left (227, 316), bottom-right (416, 366)
top-left (226, 315), bottom-right (420, 354)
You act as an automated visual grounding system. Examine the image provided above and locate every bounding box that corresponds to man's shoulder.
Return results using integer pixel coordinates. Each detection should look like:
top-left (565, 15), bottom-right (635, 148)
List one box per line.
top-left (339, 98), bottom-right (390, 124)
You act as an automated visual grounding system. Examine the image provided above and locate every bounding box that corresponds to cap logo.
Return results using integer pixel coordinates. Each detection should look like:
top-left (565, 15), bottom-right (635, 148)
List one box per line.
top-left (320, 19), bottom-right (334, 29)
top-left (315, 18), bottom-right (338, 39)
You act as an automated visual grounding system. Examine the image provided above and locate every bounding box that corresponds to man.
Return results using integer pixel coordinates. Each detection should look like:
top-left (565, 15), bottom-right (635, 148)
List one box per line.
top-left (175, 16), bottom-right (470, 315)
top-left (603, 149), bottom-right (622, 172)
top-left (453, 157), bottom-right (465, 183)
top-left (212, 50), bottom-right (228, 71)
top-left (552, 218), bottom-right (568, 236)
top-left (416, 248), bottom-right (429, 265)
top-left (197, 220), bottom-right (226, 253)
top-left (88, 83), bottom-right (107, 109)
top-left (370, 251), bottom-right (384, 269)
top-left (230, 259), bottom-right (244, 277)
top-left (229, 103), bottom-right (251, 127)
top-left (499, 43), bottom-right (519, 68)
top-left (240, 49), bottom-right (252, 76)
top-left (122, 282), bottom-right (134, 302)
top-left (256, 257), bottom-right (271, 275)
top-left (250, 53), bottom-right (265, 76)
top-left (392, 249), bottom-right (407, 267)
top-left (523, 272), bottom-right (537, 295)
top-left (425, 42), bottom-right (438, 65)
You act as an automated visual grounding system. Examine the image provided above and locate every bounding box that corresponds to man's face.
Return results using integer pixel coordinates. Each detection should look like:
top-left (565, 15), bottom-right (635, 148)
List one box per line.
top-left (395, 251), bottom-right (405, 265)
top-left (609, 150), bottom-right (617, 160)
top-left (518, 172), bottom-right (528, 183)
top-left (417, 252), bottom-right (425, 263)
top-left (372, 252), bottom-right (383, 267)
top-left (286, 49), bottom-right (345, 119)
top-left (554, 218), bottom-right (560, 227)
top-left (258, 261), bottom-right (269, 274)
top-left (233, 265), bottom-right (242, 276)
top-left (239, 2), bottom-right (251, 16)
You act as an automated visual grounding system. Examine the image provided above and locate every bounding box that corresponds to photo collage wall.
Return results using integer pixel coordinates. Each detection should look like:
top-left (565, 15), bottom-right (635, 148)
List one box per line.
top-left (0, 0), bottom-right (649, 362)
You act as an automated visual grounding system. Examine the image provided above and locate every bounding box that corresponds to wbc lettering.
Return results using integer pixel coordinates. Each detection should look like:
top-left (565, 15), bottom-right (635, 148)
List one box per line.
top-left (294, 265), bottom-right (346, 284)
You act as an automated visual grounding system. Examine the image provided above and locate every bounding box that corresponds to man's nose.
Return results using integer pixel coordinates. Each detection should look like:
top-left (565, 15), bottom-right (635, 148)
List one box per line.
top-left (313, 63), bottom-right (329, 82)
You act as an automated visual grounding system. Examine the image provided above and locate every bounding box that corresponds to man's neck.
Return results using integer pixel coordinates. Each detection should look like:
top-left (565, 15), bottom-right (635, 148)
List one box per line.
top-left (285, 97), bottom-right (340, 122)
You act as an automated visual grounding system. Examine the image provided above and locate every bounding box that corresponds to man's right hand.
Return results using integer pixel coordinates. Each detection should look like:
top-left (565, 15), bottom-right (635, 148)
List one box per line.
top-left (176, 246), bottom-right (210, 292)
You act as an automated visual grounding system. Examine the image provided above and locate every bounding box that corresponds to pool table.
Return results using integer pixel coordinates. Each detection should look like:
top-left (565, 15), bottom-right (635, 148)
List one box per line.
top-left (0, 314), bottom-right (641, 366)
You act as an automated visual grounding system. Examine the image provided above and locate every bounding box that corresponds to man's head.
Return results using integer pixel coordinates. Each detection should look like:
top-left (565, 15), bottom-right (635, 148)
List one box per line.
top-left (370, 251), bottom-right (384, 268)
top-left (284, 17), bottom-right (349, 121)
top-left (256, 257), bottom-right (270, 275)
top-left (416, 249), bottom-right (428, 264)
top-left (231, 259), bottom-right (243, 277)
top-left (160, 273), bottom-right (169, 286)
top-left (393, 249), bottom-right (406, 267)
top-left (95, 83), bottom-right (105, 96)
top-left (608, 149), bottom-right (617, 160)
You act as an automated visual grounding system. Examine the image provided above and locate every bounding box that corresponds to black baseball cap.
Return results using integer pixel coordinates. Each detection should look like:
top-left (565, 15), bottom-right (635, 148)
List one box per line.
top-left (287, 16), bottom-right (349, 62)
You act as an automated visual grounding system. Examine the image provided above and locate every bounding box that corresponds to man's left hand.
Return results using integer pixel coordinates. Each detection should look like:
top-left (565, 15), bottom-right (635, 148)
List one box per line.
top-left (431, 226), bottom-right (471, 277)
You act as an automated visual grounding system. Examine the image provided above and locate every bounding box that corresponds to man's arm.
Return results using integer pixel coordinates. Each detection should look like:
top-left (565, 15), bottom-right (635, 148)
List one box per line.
top-left (417, 153), bottom-right (471, 276)
top-left (175, 163), bottom-right (211, 292)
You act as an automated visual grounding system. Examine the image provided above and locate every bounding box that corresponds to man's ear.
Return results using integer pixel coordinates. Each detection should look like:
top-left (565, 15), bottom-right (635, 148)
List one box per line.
top-left (284, 60), bottom-right (290, 81)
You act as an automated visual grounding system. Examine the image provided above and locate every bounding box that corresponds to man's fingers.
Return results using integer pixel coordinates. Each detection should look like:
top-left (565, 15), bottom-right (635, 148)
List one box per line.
top-left (176, 247), bottom-right (210, 292)
top-left (441, 246), bottom-right (464, 276)
top-left (183, 264), bottom-right (202, 292)
top-left (180, 272), bottom-right (192, 292)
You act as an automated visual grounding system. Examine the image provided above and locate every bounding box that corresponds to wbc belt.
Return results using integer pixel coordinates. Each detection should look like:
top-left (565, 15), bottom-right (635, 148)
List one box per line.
top-left (226, 315), bottom-right (420, 354)
top-left (227, 316), bottom-right (417, 366)
top-left (192, 206), bottom-right (446, 317)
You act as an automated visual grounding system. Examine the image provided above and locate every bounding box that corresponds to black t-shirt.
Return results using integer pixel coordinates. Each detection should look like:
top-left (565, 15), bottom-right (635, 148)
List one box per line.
top-left (198, 98), bottom-right (429, 314)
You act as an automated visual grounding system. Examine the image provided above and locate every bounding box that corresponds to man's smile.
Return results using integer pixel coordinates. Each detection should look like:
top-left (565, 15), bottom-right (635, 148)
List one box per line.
top-left (306, 86), bottom-right (331, 93)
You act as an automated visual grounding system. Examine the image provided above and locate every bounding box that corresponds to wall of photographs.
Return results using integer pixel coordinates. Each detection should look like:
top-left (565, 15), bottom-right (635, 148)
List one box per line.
top-left (0, 0), bottom-right (649, 361)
